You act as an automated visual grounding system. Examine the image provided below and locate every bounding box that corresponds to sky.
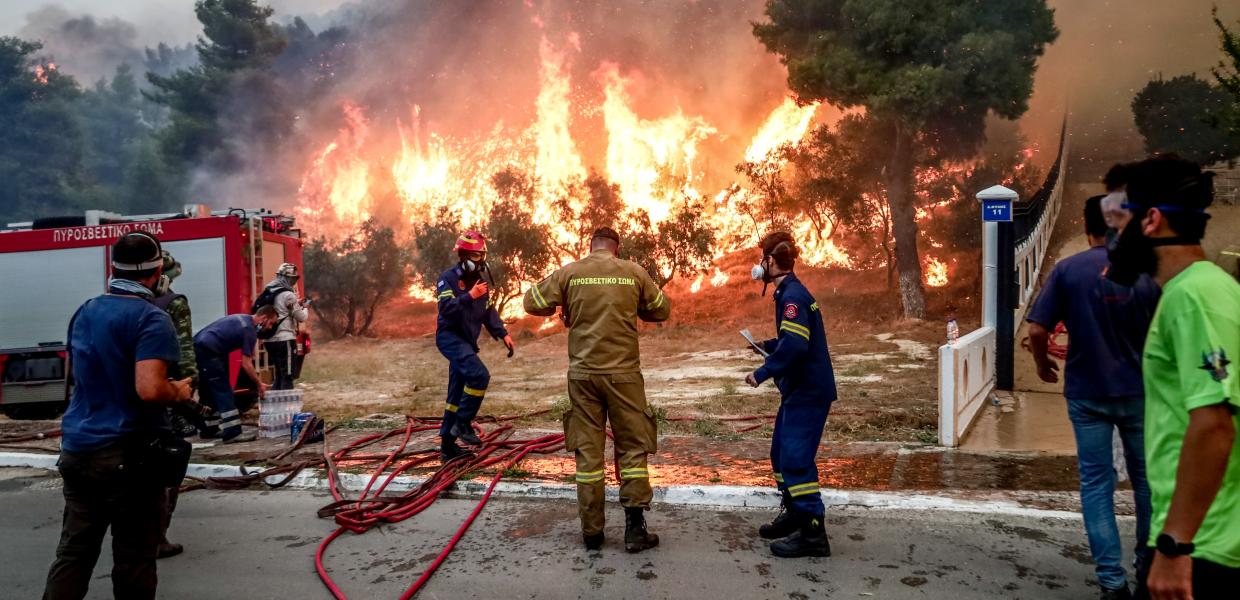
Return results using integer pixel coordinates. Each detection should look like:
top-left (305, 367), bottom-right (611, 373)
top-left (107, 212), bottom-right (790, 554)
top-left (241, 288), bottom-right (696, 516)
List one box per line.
top-left (0, 0), bottom-right (354, 46)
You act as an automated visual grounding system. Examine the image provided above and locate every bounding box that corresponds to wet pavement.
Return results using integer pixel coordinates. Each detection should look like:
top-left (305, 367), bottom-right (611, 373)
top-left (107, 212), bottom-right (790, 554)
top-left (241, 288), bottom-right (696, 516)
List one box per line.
top-left (0, 469), bottom-right (1130, 599)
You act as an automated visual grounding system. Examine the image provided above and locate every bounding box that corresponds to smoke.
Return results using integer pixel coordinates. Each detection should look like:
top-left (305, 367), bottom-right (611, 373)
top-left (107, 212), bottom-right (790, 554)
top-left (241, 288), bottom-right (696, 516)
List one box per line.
top-left (1025, 0), bottom-right (1240, 175)
top-left (17, 5), bottom-right (145, 83)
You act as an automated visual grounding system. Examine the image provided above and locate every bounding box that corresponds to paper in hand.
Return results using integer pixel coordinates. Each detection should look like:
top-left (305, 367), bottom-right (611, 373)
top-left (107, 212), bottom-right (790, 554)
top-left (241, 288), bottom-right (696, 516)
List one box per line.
top-left (740, 328), bottom-right (769, 357)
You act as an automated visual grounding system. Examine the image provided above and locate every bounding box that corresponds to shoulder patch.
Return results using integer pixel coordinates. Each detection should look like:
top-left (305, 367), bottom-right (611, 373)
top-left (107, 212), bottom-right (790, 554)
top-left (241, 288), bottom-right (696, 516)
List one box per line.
top-left (458, 280), bottom-right (466, 290)
top-left (1200, 349), bottom-right (1231, 382)
top-left (783, 303), bottom-right (799, 320)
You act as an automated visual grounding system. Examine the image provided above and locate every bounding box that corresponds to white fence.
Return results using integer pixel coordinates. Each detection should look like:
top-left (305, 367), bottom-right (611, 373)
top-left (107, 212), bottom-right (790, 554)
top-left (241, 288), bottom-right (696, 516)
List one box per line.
top-left (1013, 136), bottom-right (1069, 325)
top-left (937, 327), bottom-right (996, 446)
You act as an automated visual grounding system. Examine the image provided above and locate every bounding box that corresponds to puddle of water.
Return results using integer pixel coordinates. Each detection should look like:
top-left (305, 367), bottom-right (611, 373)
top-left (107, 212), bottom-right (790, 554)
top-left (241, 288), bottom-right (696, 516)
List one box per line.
top-left (962, 391), bottom-right (1076, 454)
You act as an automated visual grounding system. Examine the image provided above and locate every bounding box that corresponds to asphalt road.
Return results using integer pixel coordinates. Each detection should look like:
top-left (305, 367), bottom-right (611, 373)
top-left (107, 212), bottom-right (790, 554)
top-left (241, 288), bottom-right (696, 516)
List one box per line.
top-left (0, 467), bottom-right (1136, 599)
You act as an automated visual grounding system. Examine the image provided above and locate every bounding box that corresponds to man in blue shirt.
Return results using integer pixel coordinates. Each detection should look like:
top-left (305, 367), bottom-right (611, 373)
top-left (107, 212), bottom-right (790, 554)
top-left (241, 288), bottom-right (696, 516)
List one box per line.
top-left (1027, 191), bottom-right (1161, 600)
top-left (44, 232), bottom-right (193, 600)
top-left (745, 231), bottom-right (838, 559)
top-left (193, 307), bottom-right (278, 443)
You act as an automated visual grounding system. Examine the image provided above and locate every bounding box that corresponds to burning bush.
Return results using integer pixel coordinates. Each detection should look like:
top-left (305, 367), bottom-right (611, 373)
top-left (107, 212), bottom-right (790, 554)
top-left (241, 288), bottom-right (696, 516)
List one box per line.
top-left (304, 220), bottom-right (409, 338)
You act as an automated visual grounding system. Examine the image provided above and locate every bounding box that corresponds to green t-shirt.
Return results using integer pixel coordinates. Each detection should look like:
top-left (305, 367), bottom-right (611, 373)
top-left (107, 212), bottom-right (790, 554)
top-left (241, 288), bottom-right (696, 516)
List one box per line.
top-left (1143, 261), bottom-right (1240, 568)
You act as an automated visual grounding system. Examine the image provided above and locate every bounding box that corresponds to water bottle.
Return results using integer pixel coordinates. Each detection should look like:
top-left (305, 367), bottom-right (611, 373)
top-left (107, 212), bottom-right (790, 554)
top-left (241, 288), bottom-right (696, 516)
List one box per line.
top-left (947, 318), bottom-right (960, 346)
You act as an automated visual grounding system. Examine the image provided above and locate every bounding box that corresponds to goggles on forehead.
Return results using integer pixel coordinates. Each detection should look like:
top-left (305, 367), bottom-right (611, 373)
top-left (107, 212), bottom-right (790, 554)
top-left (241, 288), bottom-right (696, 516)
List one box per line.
top-left (112, 232), bottom-right (163, 271)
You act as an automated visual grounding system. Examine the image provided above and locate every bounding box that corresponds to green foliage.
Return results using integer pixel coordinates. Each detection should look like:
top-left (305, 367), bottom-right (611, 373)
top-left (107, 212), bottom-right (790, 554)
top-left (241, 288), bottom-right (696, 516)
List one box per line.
top-left (753, 0), bottom-right (1058, 318)
top-left (487, 169), bottom-right (558, 315)
top-left (410, 209), bottom-right (462, 292)
top-left (0, 37), bottom-right (88, 221)
top-left (147, 0), bottom-right (291, 170)
top-left (304, 220), bottom-right (410, 338)
top-left (1214, 7), bottom-right (1240, 105)
top-left (617, 201), bottom-right (715, 287)
top-left (1133, 74), bottom-right (1240, 165)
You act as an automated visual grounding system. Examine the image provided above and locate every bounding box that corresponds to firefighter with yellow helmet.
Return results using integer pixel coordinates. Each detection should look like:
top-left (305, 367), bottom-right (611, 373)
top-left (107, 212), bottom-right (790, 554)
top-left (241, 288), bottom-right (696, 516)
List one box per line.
top-left (435, 231), bottom-right (515, 461)
top-left (523, 227), bottom-right (669, 553)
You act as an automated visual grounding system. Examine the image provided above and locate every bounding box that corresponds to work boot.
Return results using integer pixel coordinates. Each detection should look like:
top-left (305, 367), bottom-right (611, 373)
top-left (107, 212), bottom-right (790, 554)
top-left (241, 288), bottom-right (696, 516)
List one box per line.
top-left (440, 437), bottom-right (468, 462)
top-left (759, 490), bottom-right (798, 539)
top-left (624, 507), bottom-right (659, 553)
top-left (769, 512), bottom-right (831, 558)
top-left (157, 542), bottom-right (184, 559)
top-left (170, 413), bottom-right (197, 438)
top-left (583, 532), bottom-right (605, 551)
top-left (450, 420), bottom-right (483, 446)
top-left (221, 429), bottom-right (257, 444)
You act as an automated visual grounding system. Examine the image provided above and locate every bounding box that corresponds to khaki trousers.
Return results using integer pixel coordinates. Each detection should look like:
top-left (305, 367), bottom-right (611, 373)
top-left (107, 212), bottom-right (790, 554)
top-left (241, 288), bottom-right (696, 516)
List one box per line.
top-left (563, 371), bottom-right (658, 535)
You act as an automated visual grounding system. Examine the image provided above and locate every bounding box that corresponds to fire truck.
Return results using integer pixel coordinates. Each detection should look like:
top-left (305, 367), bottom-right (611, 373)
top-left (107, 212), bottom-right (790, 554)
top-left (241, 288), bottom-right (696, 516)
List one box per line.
top-left (0, 206), bottom-right (304, 417)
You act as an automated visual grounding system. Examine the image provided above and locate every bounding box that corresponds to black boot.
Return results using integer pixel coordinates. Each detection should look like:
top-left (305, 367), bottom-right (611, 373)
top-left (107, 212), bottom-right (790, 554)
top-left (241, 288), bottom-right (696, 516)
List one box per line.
top-left (583, 532), bottom-right (605, 551)
top-left (759, 490), bottom-right (798, 539)
top-left (450, 420), bottom-right (483, 446)
top-left (624, 507), bottom-right (659, 553)
top-left (440, 436), bottom-right (467, 462)
top-left (769, 512), bottom-right (831, 558)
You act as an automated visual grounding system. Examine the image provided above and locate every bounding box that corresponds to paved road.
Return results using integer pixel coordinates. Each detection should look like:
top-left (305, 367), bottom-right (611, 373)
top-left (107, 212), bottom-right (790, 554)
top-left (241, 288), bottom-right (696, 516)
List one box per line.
top-left (0, 468), bottom-right (1135, 599)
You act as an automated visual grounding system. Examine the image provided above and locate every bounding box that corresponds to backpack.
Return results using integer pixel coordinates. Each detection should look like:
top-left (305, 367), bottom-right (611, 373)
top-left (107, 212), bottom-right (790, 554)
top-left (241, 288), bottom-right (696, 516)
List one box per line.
top-left (252, 284), bottom-right (293, 314)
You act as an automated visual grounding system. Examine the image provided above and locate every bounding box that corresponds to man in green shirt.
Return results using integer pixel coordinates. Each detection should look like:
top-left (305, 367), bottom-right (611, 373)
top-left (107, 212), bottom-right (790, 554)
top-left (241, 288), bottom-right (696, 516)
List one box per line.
top-left (1110, 156), bottom-right (1240, 599)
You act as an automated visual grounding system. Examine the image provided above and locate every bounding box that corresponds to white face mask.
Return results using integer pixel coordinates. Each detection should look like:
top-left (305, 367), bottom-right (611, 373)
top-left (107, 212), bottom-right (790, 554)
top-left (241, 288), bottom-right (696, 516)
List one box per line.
top-left (751, 263), bottom-right (766, 281)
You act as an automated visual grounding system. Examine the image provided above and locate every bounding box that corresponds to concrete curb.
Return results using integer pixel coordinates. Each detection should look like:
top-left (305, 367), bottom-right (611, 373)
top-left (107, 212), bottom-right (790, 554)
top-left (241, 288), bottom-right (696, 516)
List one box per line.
top-left (0, 451), bottom-right (1083, 519)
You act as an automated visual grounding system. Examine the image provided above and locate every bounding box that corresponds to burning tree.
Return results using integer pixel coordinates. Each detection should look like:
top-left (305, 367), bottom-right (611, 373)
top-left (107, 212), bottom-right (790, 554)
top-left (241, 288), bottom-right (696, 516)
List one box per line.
top-left (754, 0), bottom-right (1058, 319)
top-left (304, 220), bottom-right (409, 338)
top-left (1133, 75), bottom-right (1239, 165)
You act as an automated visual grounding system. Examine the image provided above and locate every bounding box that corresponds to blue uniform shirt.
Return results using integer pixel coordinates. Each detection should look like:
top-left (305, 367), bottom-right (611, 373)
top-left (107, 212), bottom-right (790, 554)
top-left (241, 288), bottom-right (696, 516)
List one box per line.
top-left (1026, 246), bottom-right (1159, 399)
top-left (193, 314), bottom-right (257, 357)
top-left (61, 294), bottom-right (180, 453)
top-left (435, 266), bottom-right (508, 355)
top-left (754, 273), bottom-right (837, 402)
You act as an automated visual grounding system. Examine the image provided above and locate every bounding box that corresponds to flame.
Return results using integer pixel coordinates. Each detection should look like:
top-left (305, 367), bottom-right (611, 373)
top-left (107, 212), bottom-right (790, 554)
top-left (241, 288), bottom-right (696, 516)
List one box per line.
top-left (744, 98), bottom-right (818, 163)
top-left (597, 62), bottom-right (716, 223)
top-left (688, 274), bottom-right (705, 293)
top-left (710, 267), bottom-right (729, 288)
top-left (296, 102), bottom-right (373, 235)
top-left (924, 256), bottom-right (949, 287)
top-left (533, 37), bottom-right (586, 202)
top-left (33, 62), bottom-right (56, 85)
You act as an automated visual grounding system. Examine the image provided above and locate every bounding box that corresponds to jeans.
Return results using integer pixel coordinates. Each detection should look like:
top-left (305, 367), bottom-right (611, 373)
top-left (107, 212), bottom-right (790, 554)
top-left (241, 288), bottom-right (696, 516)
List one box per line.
top-left (1067, 396), bottom-right (1153, 592)
top-left (196, 353), bottom-right (242, 439)
top-left (44, 444), bottom-right (164, 600)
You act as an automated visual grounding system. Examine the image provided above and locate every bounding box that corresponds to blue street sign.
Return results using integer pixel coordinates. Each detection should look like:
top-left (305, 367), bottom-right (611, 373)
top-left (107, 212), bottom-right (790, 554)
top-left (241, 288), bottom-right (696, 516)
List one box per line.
top-left (982, 199), bottom-right (1013, 222)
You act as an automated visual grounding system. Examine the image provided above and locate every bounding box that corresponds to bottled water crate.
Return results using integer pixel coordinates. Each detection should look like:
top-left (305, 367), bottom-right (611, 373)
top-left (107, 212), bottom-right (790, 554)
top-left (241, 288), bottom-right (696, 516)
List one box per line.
top-left (259, 389), bottom-right (304, 439)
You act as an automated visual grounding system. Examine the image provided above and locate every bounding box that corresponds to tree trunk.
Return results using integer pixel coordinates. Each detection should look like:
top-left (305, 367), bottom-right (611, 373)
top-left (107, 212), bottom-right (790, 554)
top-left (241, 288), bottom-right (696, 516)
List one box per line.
top-left (883, 124), bottom-right (928, 319)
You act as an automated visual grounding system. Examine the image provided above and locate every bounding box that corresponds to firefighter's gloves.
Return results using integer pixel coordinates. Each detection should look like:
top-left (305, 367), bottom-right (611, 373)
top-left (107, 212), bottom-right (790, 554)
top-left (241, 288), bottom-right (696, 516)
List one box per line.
top-left (469, 280), bottom-right (489, 300)
top-left (503, 335), bottom-right (516, 358)
top-left (745, 372), bottom-right (760, 388)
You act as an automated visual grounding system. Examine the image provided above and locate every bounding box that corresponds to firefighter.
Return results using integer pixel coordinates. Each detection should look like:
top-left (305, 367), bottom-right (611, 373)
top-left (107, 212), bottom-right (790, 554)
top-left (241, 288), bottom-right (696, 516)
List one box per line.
top-left (744, 231), bottom-right (837, 558)
top-left (150, 251), bottom-right (198, 559)
top-left (258, 263), bottom-right (309, 390)
top-left (435, 231), bottom-right (515, 460)
top-left (523, 227), bottom-right (669, 553)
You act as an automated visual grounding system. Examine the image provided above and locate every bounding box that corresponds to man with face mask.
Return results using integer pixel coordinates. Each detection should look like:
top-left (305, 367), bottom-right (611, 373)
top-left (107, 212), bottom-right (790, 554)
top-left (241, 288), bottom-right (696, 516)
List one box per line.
top-left (744, 231), bottom-right (837, 558)
top-left (259, 263), bottom-right (309, 391)
top-left (1026, 193), bottom-right (1160, 600)
top-left (1111, 156), bottom-right (1240, 600)
top-left (192, 307), bottom-right (278, 443)
top-left (434, 231), bottom-right (515, 460)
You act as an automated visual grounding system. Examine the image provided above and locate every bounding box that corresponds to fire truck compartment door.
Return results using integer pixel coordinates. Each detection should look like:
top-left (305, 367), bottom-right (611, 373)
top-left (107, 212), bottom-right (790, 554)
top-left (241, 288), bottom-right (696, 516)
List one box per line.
top-left (0, 246), bottom-right (106, 352)
top-left (164, 238), bottom-right (228, 335)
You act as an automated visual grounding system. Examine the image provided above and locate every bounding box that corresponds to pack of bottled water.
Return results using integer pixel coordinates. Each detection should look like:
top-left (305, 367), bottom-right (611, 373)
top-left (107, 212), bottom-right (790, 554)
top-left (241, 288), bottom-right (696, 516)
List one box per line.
top-left (259, 389), bottom-right (305, 439)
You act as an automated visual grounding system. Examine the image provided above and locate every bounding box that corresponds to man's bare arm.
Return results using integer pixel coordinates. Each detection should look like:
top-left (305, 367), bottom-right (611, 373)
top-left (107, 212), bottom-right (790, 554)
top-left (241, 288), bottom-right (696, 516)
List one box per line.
top-left (135, 359), bottom-right (192, 403)
top-left (1162, 403), bottom-right (1237, 542)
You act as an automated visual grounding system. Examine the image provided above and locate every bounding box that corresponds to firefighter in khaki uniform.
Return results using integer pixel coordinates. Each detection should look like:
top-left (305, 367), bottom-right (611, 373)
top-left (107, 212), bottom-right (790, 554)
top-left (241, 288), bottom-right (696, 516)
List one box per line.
top-left (523, 227), bottom-right (669, 553)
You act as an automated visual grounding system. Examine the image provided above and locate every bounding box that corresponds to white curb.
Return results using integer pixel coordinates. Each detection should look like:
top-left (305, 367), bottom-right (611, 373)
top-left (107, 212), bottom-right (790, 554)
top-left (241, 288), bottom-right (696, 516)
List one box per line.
top-left (1, 451), bottom-right (1082, 519)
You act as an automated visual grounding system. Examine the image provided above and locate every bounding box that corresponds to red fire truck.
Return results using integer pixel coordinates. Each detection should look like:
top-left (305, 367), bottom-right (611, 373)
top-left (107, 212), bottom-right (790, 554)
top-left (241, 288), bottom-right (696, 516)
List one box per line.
top-left (0, 206), bottom-right (304, 417)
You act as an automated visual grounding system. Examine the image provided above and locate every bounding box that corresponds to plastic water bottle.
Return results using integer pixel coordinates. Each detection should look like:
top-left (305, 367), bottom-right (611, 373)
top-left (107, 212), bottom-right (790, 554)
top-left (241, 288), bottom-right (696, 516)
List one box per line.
top-left (947, 318), bottom-right (960, 346)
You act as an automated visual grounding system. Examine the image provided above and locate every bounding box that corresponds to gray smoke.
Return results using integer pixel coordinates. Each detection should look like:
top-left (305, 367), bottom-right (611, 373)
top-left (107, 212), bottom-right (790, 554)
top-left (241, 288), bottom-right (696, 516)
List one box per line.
top-left (17, 5), bottom-right (144, 83)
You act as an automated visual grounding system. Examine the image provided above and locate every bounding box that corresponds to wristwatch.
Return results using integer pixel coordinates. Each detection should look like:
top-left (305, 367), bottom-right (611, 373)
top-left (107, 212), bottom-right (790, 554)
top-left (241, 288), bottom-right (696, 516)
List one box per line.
top-left (1156, 533), bottom-right (1195, 557)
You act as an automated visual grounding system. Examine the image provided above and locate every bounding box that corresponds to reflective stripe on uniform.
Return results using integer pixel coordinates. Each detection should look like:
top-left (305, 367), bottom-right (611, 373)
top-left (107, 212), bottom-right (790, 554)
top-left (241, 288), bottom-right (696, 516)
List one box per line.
top-left (444, 403), bottom-right (459, 413)
top-left (575, 470), bottom-right (605, 483)
top-left (787, 482), bottom-right (820, 497)
top-left (530, 284), bottom-right (549, 309)
top-left (646, 291), bottom-right (665, 310)
top-left (779, 321), bottom-right (811, 340)
top-left (463, 386), bottom-right (487, 397)
top-left (437, 290), bottom-right (455, 301)
top-left (218, 409), bottom-right (239, 419)
top-left (620, 468), bottom-right (649, 480)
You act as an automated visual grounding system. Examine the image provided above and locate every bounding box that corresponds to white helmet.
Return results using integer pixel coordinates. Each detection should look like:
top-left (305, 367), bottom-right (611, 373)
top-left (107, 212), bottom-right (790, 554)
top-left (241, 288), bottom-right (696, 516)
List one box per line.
top-left (276, 263), bottom-right (299, 278)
